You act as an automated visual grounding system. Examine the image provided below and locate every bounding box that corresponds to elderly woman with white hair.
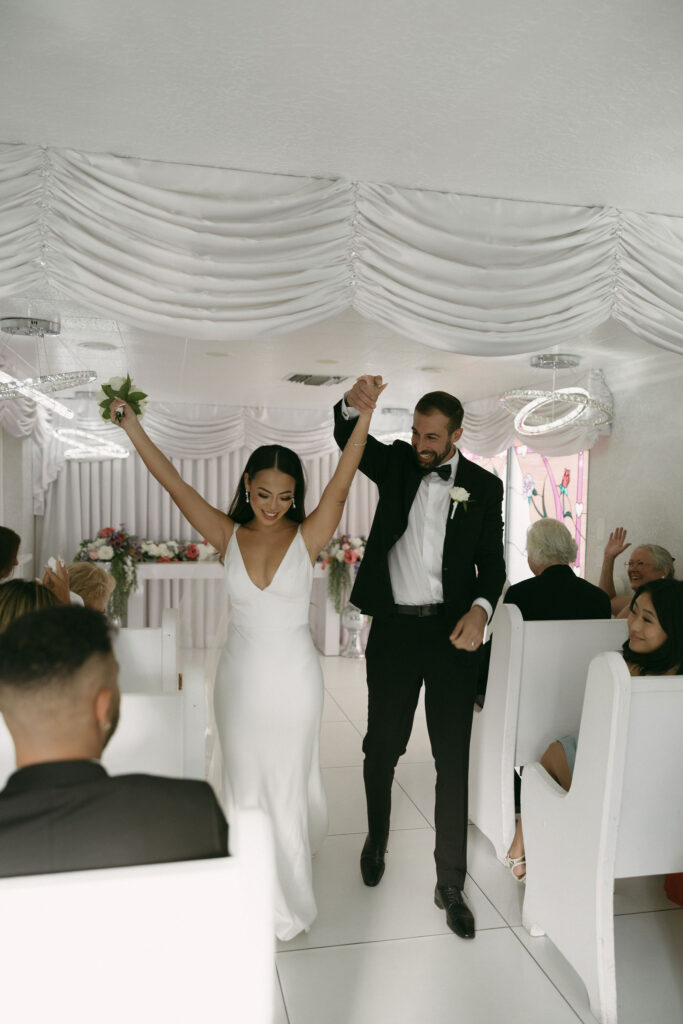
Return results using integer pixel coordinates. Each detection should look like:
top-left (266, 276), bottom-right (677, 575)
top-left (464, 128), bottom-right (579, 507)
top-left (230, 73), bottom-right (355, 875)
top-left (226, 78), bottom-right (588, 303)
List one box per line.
top-left (599, 526), bottom-right (676, 618)
top-left (503, 518), bottom-right (611, 621)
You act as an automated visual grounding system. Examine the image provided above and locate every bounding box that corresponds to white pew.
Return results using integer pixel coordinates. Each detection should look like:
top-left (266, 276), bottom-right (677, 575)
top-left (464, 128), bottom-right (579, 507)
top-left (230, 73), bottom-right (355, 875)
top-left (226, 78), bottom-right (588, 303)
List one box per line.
top-left (0, 807), bottom-right (275, 1024)
top-left (468, 604), bottom-right (628, 860)
top-left (113, 607), bottom-right (179, 693)
top-left (522, 653), bottom-right (683, 1024)
top-left (0, 664), bottom-right (207, 787)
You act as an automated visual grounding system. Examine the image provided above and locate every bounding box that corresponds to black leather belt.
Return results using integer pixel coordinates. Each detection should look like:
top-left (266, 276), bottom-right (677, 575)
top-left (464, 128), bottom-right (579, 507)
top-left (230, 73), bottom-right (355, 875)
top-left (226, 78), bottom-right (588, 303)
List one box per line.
top-left (394, 604), bottom-right (444, 617)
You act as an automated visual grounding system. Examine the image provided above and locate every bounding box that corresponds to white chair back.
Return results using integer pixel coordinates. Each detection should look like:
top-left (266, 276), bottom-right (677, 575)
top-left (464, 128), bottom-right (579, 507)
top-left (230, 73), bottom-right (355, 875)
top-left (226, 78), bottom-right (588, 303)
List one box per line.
top-left (522, 654), bottom-right (683, 1024)
top-left (113, 607), bottom-right (179, 693)
top-left (0, 808), bottom-right (275, 1024)
top-left (469, 604), bottom-right (628, 859)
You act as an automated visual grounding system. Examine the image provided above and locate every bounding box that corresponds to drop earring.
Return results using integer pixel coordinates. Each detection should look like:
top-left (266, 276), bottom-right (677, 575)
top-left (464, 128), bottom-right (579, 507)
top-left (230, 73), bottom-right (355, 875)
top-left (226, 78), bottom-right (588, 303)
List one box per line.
top-left (292, 496), bottom-right (296, 509)
top-left (245, 490), bottom-right (250, 505)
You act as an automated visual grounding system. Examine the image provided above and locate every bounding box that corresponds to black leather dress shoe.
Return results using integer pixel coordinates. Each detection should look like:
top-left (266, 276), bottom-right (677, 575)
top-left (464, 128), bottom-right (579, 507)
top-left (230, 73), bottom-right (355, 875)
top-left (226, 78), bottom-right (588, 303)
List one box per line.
top-left (434, 884), bottom-right (476, 939)
top-left (360, 835), bottom-right (387, 887)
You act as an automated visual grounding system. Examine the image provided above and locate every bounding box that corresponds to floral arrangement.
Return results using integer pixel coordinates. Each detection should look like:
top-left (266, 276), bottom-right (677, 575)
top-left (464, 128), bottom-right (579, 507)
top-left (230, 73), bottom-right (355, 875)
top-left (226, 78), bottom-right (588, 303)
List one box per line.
top-left (138, 539), bottom-right (219, 563)
top-left (74, 527), bottom-right (140, 621)
top-left (75, 530), bottom-right (219, 619)
top-left (97, 374), bottom-right (148, 422)
top-left (318, 535), bottom-right (366, 613)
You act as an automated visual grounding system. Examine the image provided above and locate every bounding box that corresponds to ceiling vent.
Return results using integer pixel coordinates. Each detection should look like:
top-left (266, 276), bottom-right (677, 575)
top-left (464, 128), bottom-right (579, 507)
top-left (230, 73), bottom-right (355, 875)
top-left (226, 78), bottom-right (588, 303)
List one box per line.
top-left (284, 373), bottom-right (349, 387)
top-left (0, 317), bottom-right (60, 337)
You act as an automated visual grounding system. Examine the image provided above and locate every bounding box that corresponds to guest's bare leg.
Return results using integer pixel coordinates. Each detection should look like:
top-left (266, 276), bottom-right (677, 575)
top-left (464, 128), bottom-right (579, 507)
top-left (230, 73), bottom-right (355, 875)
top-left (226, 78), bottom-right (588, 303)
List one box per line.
top-left (540, 741), bottom-right (572, 792)
top-left (505, 741), bottom-right (572, 879)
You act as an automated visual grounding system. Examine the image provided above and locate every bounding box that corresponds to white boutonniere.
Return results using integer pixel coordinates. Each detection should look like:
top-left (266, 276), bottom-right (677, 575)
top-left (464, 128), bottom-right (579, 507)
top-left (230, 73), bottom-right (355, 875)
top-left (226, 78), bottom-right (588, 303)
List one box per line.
top-left (449, 486), bottom-right (471, 519)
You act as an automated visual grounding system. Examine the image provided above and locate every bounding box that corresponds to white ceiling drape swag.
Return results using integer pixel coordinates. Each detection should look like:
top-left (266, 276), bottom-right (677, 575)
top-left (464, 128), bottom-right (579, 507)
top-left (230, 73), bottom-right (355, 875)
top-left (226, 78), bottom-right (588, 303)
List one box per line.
top-left (1, 143), bottom-right (683, 354)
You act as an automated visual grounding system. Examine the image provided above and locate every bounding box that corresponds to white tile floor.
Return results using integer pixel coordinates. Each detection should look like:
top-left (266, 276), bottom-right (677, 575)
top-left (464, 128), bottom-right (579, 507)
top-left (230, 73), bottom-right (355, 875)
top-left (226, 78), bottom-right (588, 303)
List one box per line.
top-left (273, 655), bottom-right (683, 1024)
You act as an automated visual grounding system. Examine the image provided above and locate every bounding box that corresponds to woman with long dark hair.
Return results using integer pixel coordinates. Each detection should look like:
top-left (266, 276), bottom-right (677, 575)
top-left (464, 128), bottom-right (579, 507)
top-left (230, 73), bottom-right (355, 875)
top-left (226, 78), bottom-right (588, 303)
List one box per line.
top-left (111, 382), bottom-right (384, 939)
top-left (505, 577), bottom-right (683, 881)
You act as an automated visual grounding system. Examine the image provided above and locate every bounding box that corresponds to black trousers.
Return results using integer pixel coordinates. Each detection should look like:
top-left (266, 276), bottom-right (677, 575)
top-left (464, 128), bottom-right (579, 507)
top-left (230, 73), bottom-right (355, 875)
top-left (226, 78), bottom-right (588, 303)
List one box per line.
top-left (363, 612), bottom-right (478, 890)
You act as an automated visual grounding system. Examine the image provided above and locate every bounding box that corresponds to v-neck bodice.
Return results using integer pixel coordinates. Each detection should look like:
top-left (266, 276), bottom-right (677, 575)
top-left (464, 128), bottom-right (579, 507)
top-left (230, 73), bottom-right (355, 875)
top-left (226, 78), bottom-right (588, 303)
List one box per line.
top-left (223, 525), bottom-right (314, 634)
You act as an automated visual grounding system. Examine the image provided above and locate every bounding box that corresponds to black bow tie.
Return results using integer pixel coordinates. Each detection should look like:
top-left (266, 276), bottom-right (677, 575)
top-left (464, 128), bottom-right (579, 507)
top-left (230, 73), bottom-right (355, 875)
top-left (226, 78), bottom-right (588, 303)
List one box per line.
top-left (425, 465), bottom-right (451, 482)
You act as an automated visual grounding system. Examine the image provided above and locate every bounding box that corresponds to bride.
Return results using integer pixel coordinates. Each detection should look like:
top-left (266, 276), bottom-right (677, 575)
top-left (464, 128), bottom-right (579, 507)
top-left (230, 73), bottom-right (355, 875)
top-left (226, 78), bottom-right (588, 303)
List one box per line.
top-left (111, 382), bottom-right (384, 939)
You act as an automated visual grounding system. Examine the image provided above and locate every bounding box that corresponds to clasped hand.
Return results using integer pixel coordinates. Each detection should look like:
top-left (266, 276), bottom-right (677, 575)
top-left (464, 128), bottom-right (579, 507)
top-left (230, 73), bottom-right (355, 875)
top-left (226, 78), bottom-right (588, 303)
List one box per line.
top-left (347, 374), bottom-right (387, 413)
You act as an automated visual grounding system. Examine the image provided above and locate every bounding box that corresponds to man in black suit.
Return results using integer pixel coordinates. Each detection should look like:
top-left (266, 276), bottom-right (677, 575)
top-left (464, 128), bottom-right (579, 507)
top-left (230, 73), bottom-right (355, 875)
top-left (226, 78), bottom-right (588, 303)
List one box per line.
top-left (334, 376), bottom-right (505, 939)
top-left (504, 517), bottom-right (611, 621)
top-left (0, 605), bottom-right (227, 876)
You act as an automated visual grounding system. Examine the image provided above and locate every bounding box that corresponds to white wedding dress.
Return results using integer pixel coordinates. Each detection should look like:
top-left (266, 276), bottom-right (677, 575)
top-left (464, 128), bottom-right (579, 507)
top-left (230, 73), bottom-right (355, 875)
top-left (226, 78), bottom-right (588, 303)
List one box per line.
top-left (213, 525), bottom-right (328, 941)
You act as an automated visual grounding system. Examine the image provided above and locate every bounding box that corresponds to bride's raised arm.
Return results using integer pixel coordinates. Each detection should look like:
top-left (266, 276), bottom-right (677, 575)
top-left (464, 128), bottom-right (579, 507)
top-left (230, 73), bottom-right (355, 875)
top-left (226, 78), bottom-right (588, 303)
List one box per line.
top-left (301, 377), bottom-right (386, 561)
top-left (110, 398), bottom-right (233, 556)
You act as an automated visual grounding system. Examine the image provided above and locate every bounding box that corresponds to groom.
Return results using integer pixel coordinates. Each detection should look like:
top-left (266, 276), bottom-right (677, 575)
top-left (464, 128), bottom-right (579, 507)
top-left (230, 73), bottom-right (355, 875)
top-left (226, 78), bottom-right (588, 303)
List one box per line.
top-left (334, 376), bottom-right (505, 939)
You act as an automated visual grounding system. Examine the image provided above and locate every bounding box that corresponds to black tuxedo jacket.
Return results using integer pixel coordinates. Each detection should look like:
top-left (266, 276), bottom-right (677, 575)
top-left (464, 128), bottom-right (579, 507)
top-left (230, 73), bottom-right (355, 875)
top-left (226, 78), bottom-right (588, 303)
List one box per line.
top-left (334, 401), bottom-right (506, 621)
top-left (503, 563), bottom-right (611, 621)
top-left (0, 760), bottom-right (228, 878)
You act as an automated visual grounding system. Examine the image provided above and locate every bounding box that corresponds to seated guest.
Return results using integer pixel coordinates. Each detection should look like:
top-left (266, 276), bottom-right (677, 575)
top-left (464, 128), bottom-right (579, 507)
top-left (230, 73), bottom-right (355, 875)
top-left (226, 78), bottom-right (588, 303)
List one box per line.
top-left (476, 519), bottom-right (610, 707)
top-left (505, 578), bottom-right (683, 880)
top-left (0, 527), bottom-right (21, 581)
top-left (504, 518), bottom-right (611, 621)
top-left (0, 580), bottom-right (60, 633)
top-left (598, 525), bottom-right (675, 617)
top-left (0, 605), bottom-right (228, 876)
top-left (67, 561), bottom-right (115, 613)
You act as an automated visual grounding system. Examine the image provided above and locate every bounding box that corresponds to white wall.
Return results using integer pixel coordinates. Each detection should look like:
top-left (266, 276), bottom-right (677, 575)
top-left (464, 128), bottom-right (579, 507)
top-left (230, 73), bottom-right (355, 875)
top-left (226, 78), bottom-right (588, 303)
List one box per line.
top-left (585, 370), bottom-right (683, 594)
top-left (0, 428), bottom-right (34, 575)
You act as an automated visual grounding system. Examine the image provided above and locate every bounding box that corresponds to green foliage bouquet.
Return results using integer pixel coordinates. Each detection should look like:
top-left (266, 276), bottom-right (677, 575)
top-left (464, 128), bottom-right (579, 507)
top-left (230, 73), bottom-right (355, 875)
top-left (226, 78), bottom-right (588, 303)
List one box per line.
top-left (97, 374), bottom-right (148, 422)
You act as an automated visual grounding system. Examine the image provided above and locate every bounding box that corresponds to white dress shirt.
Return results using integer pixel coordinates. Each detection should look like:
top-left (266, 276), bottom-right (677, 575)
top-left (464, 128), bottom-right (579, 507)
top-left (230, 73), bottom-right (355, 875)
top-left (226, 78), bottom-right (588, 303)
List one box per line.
top-left (341, 397), bottom-right (492, 620)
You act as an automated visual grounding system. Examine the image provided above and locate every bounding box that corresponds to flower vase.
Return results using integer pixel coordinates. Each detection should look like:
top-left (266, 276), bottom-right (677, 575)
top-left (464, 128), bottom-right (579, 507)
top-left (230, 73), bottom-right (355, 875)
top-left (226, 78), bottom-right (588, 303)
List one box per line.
top-left (340, 601), bottom-right (366, 659)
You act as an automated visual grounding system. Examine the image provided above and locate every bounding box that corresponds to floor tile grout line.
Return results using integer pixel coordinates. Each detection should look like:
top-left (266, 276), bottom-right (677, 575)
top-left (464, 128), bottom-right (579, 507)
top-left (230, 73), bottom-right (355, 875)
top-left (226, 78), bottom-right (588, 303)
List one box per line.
top-left (507, 926), bottom-right (586, 1023)
top-left (274, 961), bottom-right (292, 1024)
top-left (277, 923), bottom-right (512, 957)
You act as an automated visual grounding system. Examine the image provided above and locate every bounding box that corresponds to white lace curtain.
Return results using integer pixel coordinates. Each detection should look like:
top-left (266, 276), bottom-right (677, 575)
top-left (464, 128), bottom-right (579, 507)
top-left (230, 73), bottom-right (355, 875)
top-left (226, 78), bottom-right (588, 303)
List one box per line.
top-left (2, 143), bottom-right (683, 355)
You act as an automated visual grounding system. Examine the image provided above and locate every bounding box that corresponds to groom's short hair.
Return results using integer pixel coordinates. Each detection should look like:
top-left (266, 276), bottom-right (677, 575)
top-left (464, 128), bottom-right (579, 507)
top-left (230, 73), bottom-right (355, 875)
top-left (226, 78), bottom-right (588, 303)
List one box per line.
top-left (414, 391), bottom-right (464, 433)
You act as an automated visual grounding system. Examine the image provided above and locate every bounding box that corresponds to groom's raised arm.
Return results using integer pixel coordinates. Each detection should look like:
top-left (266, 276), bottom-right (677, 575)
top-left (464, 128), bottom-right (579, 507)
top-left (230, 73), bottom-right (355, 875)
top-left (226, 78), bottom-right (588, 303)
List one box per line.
top-left (334, 375), bottom-right (392, 486)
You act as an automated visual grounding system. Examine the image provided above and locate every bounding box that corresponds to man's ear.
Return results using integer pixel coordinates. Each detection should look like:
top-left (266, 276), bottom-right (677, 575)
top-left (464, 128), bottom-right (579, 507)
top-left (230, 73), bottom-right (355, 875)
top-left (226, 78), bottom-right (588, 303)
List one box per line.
top-left (94, 688), bottom-right (113, 732)
top-left (451, 427), bottom-right (464, 446)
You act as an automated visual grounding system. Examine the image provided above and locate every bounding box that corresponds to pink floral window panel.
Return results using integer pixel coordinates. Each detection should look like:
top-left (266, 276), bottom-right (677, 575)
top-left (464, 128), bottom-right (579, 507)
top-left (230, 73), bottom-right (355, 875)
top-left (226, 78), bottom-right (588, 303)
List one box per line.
top-left (513, 447), bottom-right (589, 578)
top-left (460, 449), bottom-right (508, 491)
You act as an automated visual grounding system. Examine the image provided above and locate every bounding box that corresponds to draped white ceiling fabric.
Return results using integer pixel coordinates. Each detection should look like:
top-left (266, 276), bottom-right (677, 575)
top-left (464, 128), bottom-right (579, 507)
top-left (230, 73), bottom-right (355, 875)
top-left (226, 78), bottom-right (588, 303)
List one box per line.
top-left (2, 143), bottom-right (683, 354)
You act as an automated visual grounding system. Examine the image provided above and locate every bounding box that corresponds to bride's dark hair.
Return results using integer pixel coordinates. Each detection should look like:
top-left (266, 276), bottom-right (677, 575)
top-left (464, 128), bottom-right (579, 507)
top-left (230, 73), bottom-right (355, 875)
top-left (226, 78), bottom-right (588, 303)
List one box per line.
top-left (622, 578), bottom-right (683, 675)
top-left (228, 445), bottom-right (306, 525)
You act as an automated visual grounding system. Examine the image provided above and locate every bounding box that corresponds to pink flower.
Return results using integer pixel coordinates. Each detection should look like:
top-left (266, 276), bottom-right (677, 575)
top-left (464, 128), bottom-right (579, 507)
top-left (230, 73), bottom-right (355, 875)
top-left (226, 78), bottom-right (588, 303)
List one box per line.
top-left (88, 549), bottom-right (99, 560)
top-left (157, 556), bottom-right (171, 563)
top-left (98, 527), bottom-right (115, 539)
top-left (185, 544), bottom-right (199, 560)
top-left (344, 549), bottom-right (359, 563)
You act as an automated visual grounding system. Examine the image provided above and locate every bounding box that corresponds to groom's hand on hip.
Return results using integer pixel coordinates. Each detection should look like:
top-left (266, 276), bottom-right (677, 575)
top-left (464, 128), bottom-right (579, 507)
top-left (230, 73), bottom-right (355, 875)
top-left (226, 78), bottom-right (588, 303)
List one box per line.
top-left (450, 606), bottom-right (488, 651)
top-left (346, 374), bottom-right (385, 413)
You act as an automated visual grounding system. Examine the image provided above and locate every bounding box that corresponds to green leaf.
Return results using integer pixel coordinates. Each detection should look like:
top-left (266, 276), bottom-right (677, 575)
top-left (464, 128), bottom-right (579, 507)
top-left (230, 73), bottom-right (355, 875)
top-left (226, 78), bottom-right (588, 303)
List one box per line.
top-left (564, 511), bottom-right (573, 519)
top-left (101, 383), bottom-right (115, 399)
top-left (101, 408), bottom-right (111, 421)
top-left (121, 376), bottom-right (132, 398)
top-left (127, 391), bottom-right (147, 403)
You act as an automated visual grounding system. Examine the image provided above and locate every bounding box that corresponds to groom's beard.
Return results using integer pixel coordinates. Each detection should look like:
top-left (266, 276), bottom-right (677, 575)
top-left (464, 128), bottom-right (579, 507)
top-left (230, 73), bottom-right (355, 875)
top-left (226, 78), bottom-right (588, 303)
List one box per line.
top-left (412, 441), bottom-right (454, 472)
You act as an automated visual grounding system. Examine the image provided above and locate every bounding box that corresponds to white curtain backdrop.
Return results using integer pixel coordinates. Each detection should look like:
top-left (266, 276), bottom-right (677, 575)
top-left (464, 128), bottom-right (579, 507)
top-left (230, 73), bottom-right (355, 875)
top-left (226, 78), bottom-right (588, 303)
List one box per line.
top-left (2, 143), bottom-right (683, 355)
top-left (37, 405), bottom-right (378, 646)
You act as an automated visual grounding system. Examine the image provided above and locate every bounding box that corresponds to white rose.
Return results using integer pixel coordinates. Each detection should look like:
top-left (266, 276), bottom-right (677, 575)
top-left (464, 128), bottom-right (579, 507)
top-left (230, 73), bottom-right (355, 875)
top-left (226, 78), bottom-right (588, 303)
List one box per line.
top-left (98, 545), bottom-right (114, 560)
top-left (108, 376), bottom-right (126, 391)
top-left (198, 543), bottom-right (217, 561)
top-left (449, 487), bottom-right (470, 504)
top-left (335, 550), bottom-right (345, 562)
